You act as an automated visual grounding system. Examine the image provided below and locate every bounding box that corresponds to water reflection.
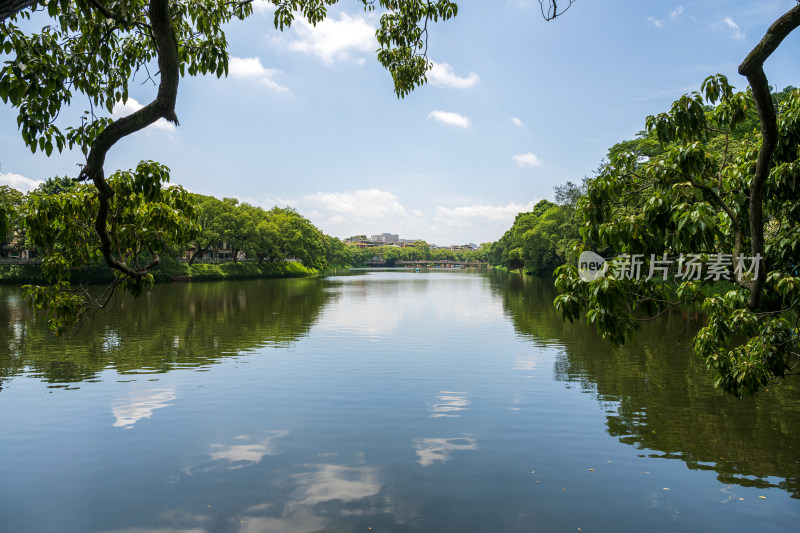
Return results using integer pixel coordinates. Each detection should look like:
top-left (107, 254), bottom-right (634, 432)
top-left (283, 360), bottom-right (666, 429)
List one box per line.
top-left (112, 388), bottom-right (176, 428)
top-left (413, 437), bottom-right (478, 466)
top-left (315, 297), bottom-right (403, 337)
top-left (239, 507), bottom-right (327, 533)
top-left (5, 270), bottom-right (798, 532)
top-left (238, 462), bottom-right (387, 533)
top-left (209, 431), bottom-right (289, 467)
top-left (512, 353), bottom-right (541, 376)
top-left (429, 391), bottom-right (470, 418)
top-left (492, 271), bottom-right (800, 498)
top-left (102, 516), bottom-right (211, 533)
top-left (0, 278), bottom-right (335, 386)
top-left (289, 463), bottom-right (382, 506)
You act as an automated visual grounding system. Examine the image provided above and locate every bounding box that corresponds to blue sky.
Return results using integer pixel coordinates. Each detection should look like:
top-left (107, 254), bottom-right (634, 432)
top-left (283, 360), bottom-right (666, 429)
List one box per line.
top-left (1, 0), bottom-right (798, 245)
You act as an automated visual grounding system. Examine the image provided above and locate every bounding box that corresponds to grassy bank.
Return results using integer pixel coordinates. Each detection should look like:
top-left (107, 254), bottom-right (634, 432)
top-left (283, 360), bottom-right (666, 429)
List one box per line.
top-left (153, 257), bottom-right (318, 282)
top-left (0, 258), bottom-right (318, 285)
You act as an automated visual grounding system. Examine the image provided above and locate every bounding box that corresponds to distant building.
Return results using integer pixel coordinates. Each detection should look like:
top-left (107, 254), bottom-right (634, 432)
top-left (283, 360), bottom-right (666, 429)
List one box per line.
top-left (344, 235), bottom-right (376, 248)
top-left (370, 233), bottom-right (399, 244)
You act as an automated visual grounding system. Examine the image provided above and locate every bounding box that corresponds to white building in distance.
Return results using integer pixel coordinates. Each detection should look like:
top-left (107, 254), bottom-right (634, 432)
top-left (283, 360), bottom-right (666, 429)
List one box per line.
top-left (370, 233), bottom-right (399, 244)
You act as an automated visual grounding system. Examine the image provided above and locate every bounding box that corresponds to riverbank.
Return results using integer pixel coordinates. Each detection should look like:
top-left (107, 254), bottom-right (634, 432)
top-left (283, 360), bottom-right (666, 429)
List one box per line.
top-left (0, 258), bottom-right (319, 285)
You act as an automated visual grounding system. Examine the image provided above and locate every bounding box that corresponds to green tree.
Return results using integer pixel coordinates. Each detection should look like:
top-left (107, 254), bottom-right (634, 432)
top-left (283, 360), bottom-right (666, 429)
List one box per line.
top-left (554, 177), bottom-right (590, 208)
top-left (35, 176), bottom-right (77, 196)
top-left (0, 0), bottom-right (460, 330)
top-left (554, 4), bottom-right (800, 397)
top-left (188, 194), bottom-right (227, 264)
top-left (323, 234), bottom-right (352, 268)
top-left (0, 184), bottom-right (23, 251)
top-left (253, 214), bottom-right (283, 264)
top-left (487, 199), bottom-right (580, 275)
top-left (221, 199), bottom-right (258, 263)
top-left (254, 207), bottom-right (327, 270)
top-left (23, 161), bottom-right (197, 334)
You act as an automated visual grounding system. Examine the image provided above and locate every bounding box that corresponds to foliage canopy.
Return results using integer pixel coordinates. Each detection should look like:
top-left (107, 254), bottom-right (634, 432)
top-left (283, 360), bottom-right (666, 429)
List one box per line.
top-left (0, 0), bottom-right (461, 331)
top-left (555, 68), bottom-right (800, 396)
top-left (485, 199), bottom-right (579, 275)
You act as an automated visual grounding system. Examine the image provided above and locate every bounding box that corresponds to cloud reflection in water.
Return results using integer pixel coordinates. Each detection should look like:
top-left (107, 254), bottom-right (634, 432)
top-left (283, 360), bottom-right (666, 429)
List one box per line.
top-left (429, 390), bottom-right (470, 418)
top-left (513, 352), bottom-right (541, 377)
top-left (413, 437), bottom-right (478, 466)
top-left (289, 463), bottom-right (382, 506)
top-left (209, 430), bottom-right (289, 468)
top-left (112, 388), bottom-right (176, 428)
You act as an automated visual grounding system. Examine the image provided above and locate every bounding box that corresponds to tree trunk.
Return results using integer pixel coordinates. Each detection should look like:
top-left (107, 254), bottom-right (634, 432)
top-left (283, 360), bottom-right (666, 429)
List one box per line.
top-left (738, 3), bottom-right (800, 309)
top-left (0, 0), bottom-right (36, 21)
top-left (188, 246), bottom-right (206, 265)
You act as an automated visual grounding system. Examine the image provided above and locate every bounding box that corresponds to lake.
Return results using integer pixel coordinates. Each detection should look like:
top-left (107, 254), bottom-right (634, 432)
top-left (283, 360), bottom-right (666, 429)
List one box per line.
top-left (0, 269), bottom-right (798, 532)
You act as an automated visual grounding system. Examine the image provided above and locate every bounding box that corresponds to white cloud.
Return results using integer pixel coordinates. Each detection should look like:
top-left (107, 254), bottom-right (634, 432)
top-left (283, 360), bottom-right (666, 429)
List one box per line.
top-left (297, 189), bottom-right (538, 246)
top-left (0, 172), bottom-right (42, 193)
top-left (112, 98), bottom-right (176, 131)
top-left (428, 110), bottom-right (471, 128)
top-left (722, 17), bottom-right (745, 40)
top-left (306, 188), bottom-right (407, 223)
top-left (252, 0), bottom-right (275, 15)
top-left (285, 12), bottom-right (377, 64)
top-left (427, 61), bottom-right (479, 89)
top-left (257, 196), bottom-right (297, 209)
top-left (510, 116), bottom-right (524, 127)
top-left (648, 6), bottom-right (682, 28)
top-left (228, 56), bottom-right (289, 92)
top-left (512, 152), bottom-right (542, 167)
top-left (434, 200), bottom-right (539, 227)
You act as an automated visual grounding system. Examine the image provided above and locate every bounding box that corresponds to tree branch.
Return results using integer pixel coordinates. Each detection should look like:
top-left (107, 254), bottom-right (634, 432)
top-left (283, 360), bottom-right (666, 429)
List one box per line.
top-left (0, 0), bottom-right (37, 21)
top-left (78, 0), bottom-right (180, 279)
top-left (86, 0), bottom-right (126, 23)
top-left (539, 0), bottom-right (575, 21)
top-left (738, 3), bottom-right (800, 309)
top-left (681, 178), bottom-right (750, 291)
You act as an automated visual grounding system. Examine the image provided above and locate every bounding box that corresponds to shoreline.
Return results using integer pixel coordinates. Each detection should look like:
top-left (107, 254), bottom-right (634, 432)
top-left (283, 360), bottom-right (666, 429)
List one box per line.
top-left (0, 259), bottom-right (322, 286)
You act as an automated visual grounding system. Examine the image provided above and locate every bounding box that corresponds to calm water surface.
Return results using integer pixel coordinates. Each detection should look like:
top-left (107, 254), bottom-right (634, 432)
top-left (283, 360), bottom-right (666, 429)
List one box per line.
top-left (0, 269), bottom-right (798, 532)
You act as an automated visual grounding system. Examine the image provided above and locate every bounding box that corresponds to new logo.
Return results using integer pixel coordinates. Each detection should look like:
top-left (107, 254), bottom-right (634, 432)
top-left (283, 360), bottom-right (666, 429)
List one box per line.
top-left (578, 251), bottom-right (607, 282)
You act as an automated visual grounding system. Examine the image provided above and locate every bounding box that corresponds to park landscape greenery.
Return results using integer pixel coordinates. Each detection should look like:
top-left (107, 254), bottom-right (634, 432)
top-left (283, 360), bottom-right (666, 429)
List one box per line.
top-left (486, 79), bottom-right (800, 398)
top-left (553, 73), bottom-right (800, 399)
top-left (1, 179), bottom-right (480, 281)
top-left (1, 174), bottom-right (482, 298)
top-left (0, 0), bottom-right (464, 332)
top-left (0, 1), bottom-right (799, 397)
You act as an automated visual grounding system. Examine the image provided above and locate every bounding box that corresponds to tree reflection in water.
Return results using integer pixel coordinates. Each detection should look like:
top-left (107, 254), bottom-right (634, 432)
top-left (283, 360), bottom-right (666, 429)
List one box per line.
top-left (491, 270), bottom-right (800, 499)
top-left (0, 277), bottom-right (337, 386)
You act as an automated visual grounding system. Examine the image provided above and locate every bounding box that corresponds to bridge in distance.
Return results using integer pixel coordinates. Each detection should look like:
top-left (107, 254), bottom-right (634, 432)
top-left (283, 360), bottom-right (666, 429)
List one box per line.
top-left (365, 260), bottom-right (487, 268)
